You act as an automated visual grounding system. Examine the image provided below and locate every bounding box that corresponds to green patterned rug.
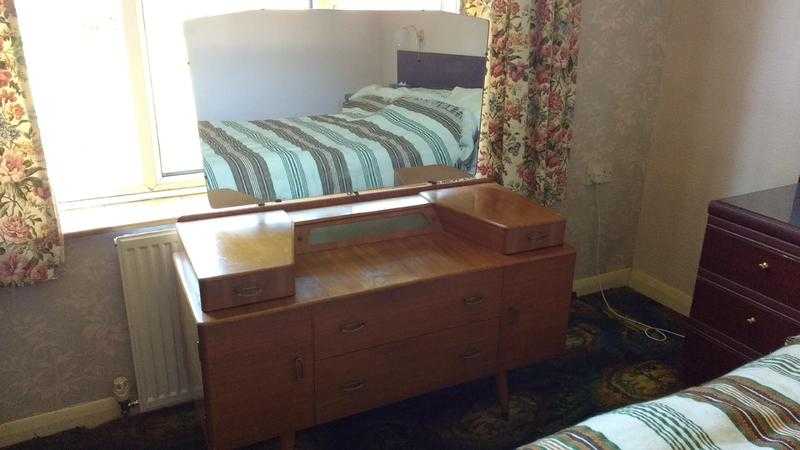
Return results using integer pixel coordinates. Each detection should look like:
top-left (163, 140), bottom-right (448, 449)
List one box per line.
top-left (12, 288), bottom-right (688, 450)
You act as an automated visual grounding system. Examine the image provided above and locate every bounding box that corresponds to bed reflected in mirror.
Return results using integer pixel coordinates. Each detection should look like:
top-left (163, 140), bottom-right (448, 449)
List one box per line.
top-left (183, 9), bottom-right (489, 208)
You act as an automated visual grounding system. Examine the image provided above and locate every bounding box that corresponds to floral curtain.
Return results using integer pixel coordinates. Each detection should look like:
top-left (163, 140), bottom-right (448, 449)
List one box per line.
top-left (0, 0), bottom-right (63, 286)
top-left (464, 0), bottom-right (581, 206)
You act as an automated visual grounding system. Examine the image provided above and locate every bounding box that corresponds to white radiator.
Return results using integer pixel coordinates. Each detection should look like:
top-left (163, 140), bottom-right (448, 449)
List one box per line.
top-left (116, 229), bottom-right (200, 412)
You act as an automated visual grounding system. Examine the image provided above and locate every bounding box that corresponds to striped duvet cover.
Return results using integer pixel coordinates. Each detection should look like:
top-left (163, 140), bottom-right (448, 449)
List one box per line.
top-left (522, 340), bottom-right (800, 450)
top-left (199, 93), bottom-right (477, 203)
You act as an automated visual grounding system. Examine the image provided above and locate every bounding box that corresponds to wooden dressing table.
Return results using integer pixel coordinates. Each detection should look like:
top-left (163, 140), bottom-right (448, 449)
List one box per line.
top-left (173, 180), bottom-right (576, 449)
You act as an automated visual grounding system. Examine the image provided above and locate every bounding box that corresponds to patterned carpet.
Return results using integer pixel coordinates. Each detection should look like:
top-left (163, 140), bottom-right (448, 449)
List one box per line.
top-left (11, 288), bottom-right (688, 450)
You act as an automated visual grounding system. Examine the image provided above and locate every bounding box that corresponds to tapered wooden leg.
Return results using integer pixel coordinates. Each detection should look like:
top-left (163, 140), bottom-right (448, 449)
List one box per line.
top-left (280, 431), bottom-right (295, 450)
top-left (496, 370), bottom-right (509, 418)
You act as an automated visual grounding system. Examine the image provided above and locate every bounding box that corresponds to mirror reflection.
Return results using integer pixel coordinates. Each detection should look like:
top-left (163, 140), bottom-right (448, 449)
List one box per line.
top-left (184, 10), bottom-right (489, 208)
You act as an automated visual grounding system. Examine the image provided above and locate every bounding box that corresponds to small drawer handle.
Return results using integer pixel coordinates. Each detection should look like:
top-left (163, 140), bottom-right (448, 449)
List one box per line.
top-left (758, 261), bottom-right (770, 271)
top-left (234, 285), bottom-right (263, 298)
top-left (340, 321), bottom-right (367, 334)
top-left (460, 347), bottom-right (482, 360)
top-left (294, 356), bottom-right (304, 381)
top-left (341, 380), bottom-right (366, 393)
top-left (463, 295), bottom-right (485, 306)
top-left (746, 316), bottom-right (757, 325)
top-left (527, 231), bottom-right (547, 242)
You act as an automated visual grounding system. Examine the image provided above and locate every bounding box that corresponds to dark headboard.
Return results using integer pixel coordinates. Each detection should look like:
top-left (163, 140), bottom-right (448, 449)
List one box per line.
top-left (397, 50), bottom-right (487, 90)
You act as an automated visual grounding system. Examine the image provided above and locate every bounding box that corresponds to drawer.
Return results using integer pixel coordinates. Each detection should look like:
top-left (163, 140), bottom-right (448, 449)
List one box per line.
top-left (700, 225), bottom-right (800, 309)
top-left (313, 269), bottom-right (502, 359)
top-left (176, 210), bottom-right (296, 312)
top-left (503, 223), bottom-right (567, 254)
top-left (315, 319), bottom-right (498, 424)
top-left (691, 277), bottom-right (800, 355)
top-left (420, 184), bottom-right (566, 255)
top-left (682, 327), bottom-right (754, 385)
top-left (200, 269), bottom-right (295, 312)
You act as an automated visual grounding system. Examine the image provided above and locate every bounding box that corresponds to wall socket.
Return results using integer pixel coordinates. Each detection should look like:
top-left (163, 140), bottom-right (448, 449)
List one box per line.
top-left (585, 162), bottom-right (613, 185)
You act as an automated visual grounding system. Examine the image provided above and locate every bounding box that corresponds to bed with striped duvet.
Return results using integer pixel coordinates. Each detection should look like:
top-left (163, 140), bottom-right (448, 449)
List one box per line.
top-left (199, 93), bottom-right (477, 203)
top-left (523, 339), bottom-right (800, 450)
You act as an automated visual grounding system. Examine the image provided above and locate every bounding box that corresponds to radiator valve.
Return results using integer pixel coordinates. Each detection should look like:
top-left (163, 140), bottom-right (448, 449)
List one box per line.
top-left (112, 376), bottom-right (138, 416)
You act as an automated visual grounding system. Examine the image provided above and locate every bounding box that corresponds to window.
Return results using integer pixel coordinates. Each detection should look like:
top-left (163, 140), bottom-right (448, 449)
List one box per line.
top-left (140, 0), bottom-right (310, 179)
top-left (17, 1), bottom-right (151, 203)
top-left (17, 0), bottom-right (460, 206)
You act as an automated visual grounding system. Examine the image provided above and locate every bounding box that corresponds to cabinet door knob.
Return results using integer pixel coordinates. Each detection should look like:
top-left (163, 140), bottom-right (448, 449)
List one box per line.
top-left (746, 317), bottom-right (757, 325)
top-left (294, 356), bottom-right (304, 381)
top-left (340, 321), bottom-right (367, 334)
top-left (758, 261), bottom-right (770, 271)
top-left (341, 380), bottom-right (366, 393)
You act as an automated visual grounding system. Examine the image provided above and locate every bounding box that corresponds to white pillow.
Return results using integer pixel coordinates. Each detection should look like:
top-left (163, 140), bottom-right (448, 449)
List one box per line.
top-left (448, 87), bottom-right (484, 128)
top-left (350, 84), bottom-right (403, 101)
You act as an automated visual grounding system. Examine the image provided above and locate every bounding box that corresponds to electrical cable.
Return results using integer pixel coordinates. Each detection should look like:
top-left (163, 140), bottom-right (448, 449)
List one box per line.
top-left (591, 182), bottom-right (685, 342)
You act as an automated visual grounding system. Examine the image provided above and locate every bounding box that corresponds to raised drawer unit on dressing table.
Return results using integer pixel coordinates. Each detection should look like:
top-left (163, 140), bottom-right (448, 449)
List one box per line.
top-left (174, 181), bottom-right (576, 450)
top-left (685, 183), bottom-right (800, 384)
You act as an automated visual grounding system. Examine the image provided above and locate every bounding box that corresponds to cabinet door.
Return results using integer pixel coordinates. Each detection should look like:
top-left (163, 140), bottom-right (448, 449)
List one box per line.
top-left (499, 251), bottom-right (575, 370)
top-left (199, 308), bottom-right (314, 449)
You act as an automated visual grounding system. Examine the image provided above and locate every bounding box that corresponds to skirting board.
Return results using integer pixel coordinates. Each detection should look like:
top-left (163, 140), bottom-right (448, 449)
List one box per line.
top-left (572, 269), bottom-right (631, 297)
top-left (573, 268), bottom-right (693, 317)
top-left (0, 397), bottom-right (120, 448)
top-left (628, 269), bottom-right (693, 316)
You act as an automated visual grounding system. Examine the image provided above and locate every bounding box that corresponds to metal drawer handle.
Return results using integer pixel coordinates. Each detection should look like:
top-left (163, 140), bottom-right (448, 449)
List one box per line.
top-left (340, 321), bottom-right (367, 334)
top-left (460, 347), bottom-right (482, 360)
top-left (746, 317), bottom-right (757, 325)
top-left (758, 261), bottom-right (770, 271)
top-left (463, 295), bottom-right (485, 306)
top-left (234, 285), bottom-right (263, 298)
top-left (528, 231), bottom-right (547, 242)
top-left (341, 380), bottom-right (366, 393)
top-left (294, 356), bottom-right (304, 381)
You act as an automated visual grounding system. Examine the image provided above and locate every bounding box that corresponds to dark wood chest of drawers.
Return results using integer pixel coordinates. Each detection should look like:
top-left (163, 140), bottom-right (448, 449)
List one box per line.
top-left (685, 183), bottom-right (800, 384)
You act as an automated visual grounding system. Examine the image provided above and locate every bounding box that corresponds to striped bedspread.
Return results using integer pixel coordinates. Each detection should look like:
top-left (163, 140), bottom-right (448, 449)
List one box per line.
top-left (522, 340), bottom-right (800, 450)
top-left (199, 93), bottom-right (477, 203)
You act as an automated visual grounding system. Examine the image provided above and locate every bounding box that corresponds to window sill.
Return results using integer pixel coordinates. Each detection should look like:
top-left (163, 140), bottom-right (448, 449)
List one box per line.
top-left (59, 189), bottom-right (216, 239)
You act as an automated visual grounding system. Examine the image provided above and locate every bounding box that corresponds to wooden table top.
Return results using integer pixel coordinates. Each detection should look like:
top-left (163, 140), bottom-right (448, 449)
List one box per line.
top-left (709, 183), bottom-right (800, 247)
top-left (421, 184), bottom-right (564, 229)
top-left (175, 210), bottom-right (294, 281)
top-left (175, 232), bottom-right (575, 327)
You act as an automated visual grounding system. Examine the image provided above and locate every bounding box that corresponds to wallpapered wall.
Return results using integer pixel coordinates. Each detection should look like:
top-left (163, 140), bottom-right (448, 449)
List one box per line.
top-left (0, 230), bottom-right (138, 423)
top-left (0, 0), bottom-right (672, 424)
top-left (560, 0), bottom-right (670, 278)
top-left (635, 0), bottom-right (800, 296)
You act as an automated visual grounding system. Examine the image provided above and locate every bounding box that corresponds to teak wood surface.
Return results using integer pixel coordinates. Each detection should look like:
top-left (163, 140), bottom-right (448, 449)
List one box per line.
top-left (174, 182), bottom-right (576, 450)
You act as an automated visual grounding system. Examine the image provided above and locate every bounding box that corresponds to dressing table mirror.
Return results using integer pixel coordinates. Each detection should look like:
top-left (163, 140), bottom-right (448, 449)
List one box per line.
top-left (184, 9), bottom-right (490, 208)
